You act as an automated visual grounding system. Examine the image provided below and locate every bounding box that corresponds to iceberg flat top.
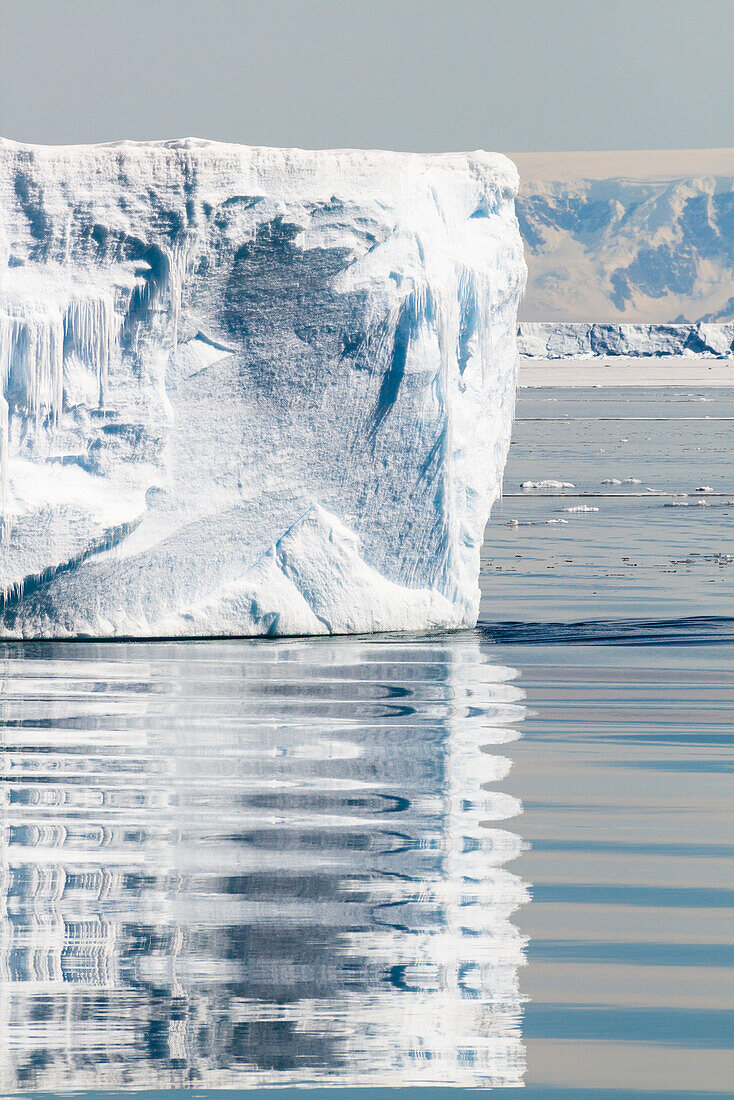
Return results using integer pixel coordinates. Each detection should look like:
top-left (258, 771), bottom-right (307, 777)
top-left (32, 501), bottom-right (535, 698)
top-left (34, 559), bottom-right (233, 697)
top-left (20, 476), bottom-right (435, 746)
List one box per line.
top-left (0, 136), bottom-right (519, 203)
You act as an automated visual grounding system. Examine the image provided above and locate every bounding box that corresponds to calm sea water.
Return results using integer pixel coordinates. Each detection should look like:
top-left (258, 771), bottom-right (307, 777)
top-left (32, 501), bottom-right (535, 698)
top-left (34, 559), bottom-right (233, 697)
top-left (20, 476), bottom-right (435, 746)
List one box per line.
top-left (0, 387), bottom-right (732, 1097)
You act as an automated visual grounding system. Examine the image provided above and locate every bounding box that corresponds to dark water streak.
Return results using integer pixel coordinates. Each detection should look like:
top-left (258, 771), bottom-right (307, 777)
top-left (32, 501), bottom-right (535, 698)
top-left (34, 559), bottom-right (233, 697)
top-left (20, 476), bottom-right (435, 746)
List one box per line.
top-left (483, 616), bottom-right (734, 645)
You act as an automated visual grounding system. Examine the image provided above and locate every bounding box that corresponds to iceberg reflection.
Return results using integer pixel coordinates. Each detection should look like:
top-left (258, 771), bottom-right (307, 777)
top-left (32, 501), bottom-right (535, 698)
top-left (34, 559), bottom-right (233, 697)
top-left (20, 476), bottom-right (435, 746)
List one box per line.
top-left (0, 634), bottom-right (528, 1090)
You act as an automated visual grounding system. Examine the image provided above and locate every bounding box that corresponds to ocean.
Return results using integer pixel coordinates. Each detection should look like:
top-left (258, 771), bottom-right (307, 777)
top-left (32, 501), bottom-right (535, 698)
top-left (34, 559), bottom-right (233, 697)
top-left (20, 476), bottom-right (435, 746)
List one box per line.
top-left (0, 384), bottom-right (732, 1097)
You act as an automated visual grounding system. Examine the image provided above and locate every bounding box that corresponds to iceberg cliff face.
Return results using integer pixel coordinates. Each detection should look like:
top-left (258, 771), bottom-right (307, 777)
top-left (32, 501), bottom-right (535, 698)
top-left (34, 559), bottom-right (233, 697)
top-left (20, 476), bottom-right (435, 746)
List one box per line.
top-left (0, 139), bottom-right (525, 638)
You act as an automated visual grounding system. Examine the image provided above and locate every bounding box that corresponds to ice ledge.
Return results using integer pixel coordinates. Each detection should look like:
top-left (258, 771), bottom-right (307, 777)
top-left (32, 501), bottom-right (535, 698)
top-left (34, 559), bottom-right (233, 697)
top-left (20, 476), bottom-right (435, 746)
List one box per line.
top-left (158, 506), bottom-right (461, 639)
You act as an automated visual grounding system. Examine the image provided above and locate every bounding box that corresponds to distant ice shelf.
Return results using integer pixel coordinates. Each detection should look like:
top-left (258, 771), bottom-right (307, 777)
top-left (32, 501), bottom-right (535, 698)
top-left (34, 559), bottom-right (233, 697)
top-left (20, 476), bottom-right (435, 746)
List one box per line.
top-left (518, 321), bottom-right (734, 359)
top-left (0, 138), bottom-right (526, 638)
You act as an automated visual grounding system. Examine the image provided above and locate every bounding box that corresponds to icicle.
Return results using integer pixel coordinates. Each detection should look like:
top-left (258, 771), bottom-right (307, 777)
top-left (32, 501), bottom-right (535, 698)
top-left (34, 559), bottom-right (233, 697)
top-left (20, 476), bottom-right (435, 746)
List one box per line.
top-left (0, 312), bottom-right (12, 394)
top-left (63, 290), bottom-right (117, 406)
top-left (166, 232), bottom-right (197, 351)
top-left (0, 300), bottom-right (64, 425)
top-left (0, 392), bottom-right (8, 544)
top-left (169, 249), bottom-right (182, 351)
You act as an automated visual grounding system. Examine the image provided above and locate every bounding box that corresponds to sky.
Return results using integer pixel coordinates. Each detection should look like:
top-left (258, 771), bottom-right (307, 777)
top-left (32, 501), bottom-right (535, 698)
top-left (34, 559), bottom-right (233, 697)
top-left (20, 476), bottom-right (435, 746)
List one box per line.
top-left (1, 0), bottom-right (733, 153)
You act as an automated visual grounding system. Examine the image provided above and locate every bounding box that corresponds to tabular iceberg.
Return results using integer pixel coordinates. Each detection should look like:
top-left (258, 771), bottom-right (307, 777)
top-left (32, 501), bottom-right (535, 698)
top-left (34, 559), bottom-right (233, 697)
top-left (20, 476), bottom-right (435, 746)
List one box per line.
top-left (0, 139), bottom-right (525, 638)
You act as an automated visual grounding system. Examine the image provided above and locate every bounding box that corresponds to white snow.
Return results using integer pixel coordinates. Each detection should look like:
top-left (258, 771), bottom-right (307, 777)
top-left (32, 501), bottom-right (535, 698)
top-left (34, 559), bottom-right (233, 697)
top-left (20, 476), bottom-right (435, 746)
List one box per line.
top-left (0, 138), bottom-right (526, 638)
top-left (519, 358), bottom-right (734, 388)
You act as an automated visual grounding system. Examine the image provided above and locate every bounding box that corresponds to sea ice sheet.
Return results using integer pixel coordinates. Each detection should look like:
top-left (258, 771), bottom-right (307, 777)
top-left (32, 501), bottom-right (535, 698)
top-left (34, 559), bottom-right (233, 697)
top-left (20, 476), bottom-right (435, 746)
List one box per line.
top-left (0, 139), bottom-right (525, 637)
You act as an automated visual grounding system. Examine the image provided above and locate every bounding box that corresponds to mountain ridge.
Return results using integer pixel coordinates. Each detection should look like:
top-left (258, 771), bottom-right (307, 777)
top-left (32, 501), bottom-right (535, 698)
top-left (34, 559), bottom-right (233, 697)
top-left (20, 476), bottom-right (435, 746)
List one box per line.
top-left (514, 149), bottom-right (734, 323)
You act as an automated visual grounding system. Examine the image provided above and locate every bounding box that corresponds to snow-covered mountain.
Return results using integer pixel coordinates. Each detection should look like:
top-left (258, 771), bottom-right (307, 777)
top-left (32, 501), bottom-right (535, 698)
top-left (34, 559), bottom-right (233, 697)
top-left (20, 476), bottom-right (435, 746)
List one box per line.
top-left (514, 149), bottom-right (734, 323)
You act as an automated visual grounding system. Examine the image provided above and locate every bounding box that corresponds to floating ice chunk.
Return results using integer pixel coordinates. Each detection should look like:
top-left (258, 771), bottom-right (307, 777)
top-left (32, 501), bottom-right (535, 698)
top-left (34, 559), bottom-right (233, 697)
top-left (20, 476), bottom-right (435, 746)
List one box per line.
top-left (694, 486), bottom-right (714, 493)
top-left (521, 479), bottom-right (575, 489)
top-left (601, 478), bottom-right (622, 485)
top-left (561, 505), bottom-right (599, 513)
top-left (517, 321), bottom-right (734, 359)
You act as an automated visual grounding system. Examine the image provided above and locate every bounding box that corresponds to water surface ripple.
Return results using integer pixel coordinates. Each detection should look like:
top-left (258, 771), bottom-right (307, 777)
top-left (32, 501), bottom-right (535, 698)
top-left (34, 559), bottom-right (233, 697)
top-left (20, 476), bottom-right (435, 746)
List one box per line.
top-left (0, 636), bottom-right (527, 1092)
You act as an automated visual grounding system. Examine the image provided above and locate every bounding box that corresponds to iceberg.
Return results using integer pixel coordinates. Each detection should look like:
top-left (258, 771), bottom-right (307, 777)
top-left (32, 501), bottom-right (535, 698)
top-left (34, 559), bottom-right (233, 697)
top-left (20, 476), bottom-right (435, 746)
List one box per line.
top-left (0, 139), bottom-right (526, 638)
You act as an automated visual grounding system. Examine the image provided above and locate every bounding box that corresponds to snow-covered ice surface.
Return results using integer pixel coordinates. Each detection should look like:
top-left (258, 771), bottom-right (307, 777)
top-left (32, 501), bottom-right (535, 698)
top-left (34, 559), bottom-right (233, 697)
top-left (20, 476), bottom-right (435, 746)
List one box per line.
top-left (0, 138), bottom-right (526, 638)
top-left (519, 357), bottom-right (734, 388)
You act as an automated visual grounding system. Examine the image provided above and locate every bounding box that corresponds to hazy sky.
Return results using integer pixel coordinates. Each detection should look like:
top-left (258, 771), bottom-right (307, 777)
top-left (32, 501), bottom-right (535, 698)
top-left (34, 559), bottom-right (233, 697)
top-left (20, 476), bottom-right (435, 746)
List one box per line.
top-left (1, 0), bottom-right (733, 152)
